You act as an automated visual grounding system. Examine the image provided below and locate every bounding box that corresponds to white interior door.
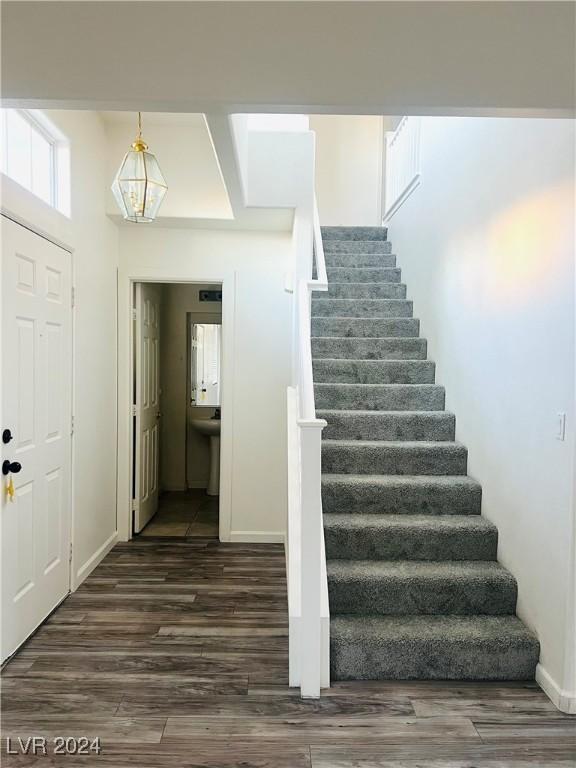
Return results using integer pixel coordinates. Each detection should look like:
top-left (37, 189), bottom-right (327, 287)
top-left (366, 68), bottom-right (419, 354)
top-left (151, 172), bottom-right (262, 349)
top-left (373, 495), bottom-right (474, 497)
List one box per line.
top-left (1, 216), bottom-right (72, 662)
top-left (134, 283), bottom-right (161, 533)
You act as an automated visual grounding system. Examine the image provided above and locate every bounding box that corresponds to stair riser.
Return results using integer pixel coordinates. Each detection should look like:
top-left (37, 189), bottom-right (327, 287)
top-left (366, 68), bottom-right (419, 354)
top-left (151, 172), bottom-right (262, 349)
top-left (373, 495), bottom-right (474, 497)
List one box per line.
top-left (328, 574), bottom-right (516, 616)
top-left (319, 412), bottom-right (454, 441)
top-left (322, 226), bottom-right (388, 241)
top-left (326, 267), bottom-right (400, 283)
top-left (313, 360), bottom-right (435, 385)
top-left (312, 319), bottom-right (419, 338)
top-left (312, 299), bottom-right (413, 319)
top-left (315, 384), bottom-right (445, 411)
top-left (324, 241), bottom-right (393, 254)
top-left (322, 444), bottom-right (467, 475)
top-left (317, 283), bottom-right (407, 300)
top-left (330, 634), bottom-right (539, 681)
top-left (322, 479), bottom-right (482, 515)
top-left (324, 254), bottom-right (397, 268)
top-left (324, 526), bottom-right (497, 561)
top-left (312, 338), bottom-right (427, 360)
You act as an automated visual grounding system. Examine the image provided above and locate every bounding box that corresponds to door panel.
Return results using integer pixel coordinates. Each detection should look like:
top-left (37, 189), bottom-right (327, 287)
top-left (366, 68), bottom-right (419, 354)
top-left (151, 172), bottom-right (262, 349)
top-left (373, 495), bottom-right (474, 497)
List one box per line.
top-left (1, 216), bottom-right (72, 662)
top-left (134, 283), bottom-right (161, 533)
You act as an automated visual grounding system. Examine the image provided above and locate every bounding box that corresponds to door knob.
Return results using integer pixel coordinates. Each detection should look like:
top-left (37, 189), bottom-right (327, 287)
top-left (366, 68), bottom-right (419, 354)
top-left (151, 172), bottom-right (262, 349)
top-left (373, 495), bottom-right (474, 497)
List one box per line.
top-left (2, 429), bottom-right (13, 444)
top-left (2, 460), bottom-right (22, 476)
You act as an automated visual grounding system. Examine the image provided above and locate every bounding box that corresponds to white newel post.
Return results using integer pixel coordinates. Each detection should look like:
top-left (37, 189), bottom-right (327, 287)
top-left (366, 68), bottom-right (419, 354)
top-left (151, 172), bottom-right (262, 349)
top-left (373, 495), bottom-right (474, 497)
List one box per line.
top-left (299, 418), bottom-right (326, 698)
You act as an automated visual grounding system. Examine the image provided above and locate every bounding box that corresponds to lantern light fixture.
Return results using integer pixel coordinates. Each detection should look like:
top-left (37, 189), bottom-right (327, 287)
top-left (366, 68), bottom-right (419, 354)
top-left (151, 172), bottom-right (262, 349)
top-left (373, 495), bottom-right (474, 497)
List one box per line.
top-left (111, 112), bottom-right (167, 223)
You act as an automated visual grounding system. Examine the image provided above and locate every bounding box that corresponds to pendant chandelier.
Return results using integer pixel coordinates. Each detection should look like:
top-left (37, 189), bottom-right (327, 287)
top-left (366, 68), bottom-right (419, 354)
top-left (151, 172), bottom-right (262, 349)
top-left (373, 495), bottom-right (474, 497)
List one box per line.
top-left (111, 112), bottom-right (167, 223)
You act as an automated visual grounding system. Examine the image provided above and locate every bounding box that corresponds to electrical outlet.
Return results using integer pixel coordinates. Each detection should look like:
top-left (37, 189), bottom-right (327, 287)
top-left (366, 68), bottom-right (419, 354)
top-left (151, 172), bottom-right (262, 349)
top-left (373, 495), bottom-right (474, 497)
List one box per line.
top-left (555, 412), bottom-right (566, 441)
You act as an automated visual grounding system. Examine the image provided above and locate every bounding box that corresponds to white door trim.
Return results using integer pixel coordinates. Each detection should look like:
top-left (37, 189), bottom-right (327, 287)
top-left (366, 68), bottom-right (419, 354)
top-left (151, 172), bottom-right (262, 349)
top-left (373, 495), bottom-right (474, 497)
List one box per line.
top-left (117, 270), bottom-right (234, 543)
top-left (1, 208), bottom-right (74, 256)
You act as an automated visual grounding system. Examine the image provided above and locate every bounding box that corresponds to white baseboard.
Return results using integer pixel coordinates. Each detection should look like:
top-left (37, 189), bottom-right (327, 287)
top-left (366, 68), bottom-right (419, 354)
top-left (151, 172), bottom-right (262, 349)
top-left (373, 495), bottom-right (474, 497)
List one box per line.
top-left (229, 530), bottom-right (285, 544)
top-left (73, 530), bottom-right (118, 590)
top-left (536, 663), bottom-right (576, 714)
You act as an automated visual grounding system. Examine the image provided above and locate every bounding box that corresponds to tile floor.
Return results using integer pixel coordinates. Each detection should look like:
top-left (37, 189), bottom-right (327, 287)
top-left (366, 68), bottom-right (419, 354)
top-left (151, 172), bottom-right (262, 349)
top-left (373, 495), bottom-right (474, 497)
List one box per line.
top-left (140, 490), bottom-right (219, 538)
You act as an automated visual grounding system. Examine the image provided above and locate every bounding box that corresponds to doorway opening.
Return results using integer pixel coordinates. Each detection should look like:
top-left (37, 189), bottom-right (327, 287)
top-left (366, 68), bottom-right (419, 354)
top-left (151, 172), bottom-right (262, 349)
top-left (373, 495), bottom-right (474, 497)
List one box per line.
top-left (131, 281), bottom-right (223, 539)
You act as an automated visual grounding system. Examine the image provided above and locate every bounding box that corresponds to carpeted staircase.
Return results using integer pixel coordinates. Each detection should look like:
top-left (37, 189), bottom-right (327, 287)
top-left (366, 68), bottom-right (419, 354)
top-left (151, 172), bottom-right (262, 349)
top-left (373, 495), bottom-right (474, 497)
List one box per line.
top-left (313, 225), bottom-right (540, 681)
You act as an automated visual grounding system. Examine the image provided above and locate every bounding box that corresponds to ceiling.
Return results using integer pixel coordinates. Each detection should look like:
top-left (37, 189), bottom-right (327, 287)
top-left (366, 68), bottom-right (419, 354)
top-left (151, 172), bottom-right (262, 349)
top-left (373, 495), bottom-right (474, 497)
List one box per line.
top-left (3, 3), bottom-right (574, 117)
top-left (100, 112), bottom-right (207, 127)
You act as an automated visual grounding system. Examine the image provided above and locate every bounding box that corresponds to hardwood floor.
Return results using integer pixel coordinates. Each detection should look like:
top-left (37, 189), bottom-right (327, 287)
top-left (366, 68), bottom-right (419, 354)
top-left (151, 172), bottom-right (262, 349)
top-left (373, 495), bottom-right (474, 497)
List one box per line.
top-left (2, 539), bottom-right (574, 767)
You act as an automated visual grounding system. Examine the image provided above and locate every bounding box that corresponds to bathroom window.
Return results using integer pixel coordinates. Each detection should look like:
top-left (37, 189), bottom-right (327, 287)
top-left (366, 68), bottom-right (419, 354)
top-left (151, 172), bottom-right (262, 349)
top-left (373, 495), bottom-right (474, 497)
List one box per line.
top-left (0, 108), bottom-right (70, 215)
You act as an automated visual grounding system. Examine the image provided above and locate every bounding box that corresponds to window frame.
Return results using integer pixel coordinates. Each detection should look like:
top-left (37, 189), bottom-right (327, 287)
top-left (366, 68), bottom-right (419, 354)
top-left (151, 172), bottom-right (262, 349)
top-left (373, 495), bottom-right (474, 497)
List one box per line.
top-left (1, 108), bottom-right (69, 215)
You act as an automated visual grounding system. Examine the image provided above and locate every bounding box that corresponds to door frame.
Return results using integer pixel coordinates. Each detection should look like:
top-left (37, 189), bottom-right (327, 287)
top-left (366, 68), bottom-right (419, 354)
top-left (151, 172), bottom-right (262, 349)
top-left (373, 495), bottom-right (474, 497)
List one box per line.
top-left (0, 209), bottom-right (76, 599)
top-left (117, 269), bottom-right (234, 543)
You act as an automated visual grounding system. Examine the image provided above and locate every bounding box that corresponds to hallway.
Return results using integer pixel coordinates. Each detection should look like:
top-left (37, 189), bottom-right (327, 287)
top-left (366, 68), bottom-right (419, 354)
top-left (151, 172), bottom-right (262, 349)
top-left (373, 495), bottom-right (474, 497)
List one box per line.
top-left (1, 539), bottom-right (574, 767)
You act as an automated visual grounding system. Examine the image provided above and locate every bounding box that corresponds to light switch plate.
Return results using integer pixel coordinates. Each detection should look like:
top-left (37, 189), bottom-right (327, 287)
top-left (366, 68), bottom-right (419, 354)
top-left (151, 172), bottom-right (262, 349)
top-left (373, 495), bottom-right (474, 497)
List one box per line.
top-left (556, 412), bottom-right (566, 441)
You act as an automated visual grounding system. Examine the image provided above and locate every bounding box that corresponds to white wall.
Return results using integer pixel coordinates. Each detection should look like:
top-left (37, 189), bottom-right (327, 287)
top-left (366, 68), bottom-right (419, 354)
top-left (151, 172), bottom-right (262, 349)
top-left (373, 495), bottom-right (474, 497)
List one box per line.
top-left (1, 110), bottom-right (119, 585)
top-left (159, 283), bottom-right (222, 491)
top-left (310, 115), bottom-right (384, 226)
top-left (387, 116), bottom-right (576, 709)
top-left (48, 111), bottom-right (119, 583)
top-left (118, 227), bottom-right (293, 542)
top-left (104, 114), bottom-right (232, 221)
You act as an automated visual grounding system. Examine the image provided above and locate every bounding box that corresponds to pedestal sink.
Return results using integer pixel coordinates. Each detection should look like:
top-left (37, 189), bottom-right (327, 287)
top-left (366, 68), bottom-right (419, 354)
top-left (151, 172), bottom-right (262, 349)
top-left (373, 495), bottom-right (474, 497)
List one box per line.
top-left (190, 419), bottom-right (221, 496)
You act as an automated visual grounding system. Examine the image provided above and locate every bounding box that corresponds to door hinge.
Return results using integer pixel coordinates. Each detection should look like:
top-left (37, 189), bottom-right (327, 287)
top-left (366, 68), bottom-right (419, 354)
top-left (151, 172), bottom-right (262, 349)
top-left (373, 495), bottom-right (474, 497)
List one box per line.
top-left (131, 404), bottom-right (138, 417)
top-left (70, 415), bottom-right (75, 436)
top-left (132, 499), bottom-right (139, 513)
top-left (69, 542), bottom-right (73, 563)
top-left (71, 286), bottom-right (76, 308)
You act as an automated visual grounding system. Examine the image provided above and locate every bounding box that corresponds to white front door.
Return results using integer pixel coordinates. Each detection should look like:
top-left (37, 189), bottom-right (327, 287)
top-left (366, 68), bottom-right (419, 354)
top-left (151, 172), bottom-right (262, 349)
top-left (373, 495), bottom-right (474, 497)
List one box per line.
top-left (134, 283), bottom-right (161, 533)
top-left (1, 217), bottom-right (72, 662)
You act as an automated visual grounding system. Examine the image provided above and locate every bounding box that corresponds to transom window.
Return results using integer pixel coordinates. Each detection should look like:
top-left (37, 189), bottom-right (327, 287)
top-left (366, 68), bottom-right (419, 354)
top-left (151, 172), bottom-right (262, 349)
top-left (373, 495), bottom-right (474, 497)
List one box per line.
top-left (0, 108), bottom-right (70, 215)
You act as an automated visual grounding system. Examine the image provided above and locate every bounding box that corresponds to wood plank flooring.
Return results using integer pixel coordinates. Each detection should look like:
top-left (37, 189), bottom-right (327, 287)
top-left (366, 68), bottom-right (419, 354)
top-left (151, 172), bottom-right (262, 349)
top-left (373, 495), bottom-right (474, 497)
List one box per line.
top-left (2, 538), bottom-right (574, 767)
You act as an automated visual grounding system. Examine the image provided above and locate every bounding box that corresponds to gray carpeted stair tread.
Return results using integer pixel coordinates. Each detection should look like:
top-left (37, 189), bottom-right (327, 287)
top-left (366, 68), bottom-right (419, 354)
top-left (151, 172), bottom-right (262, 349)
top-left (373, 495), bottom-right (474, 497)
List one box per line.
top-left (330, 615), bottom-right (540, 680)
top-left (313, 360), bottom-right (435, 385)
top-left (327, 559), bottom-right (517, 616)
top-left (324, 513), bottom-right (498, 561)
top-left (324, 254), bottom-right (397, 269)
top-left (324, 241), bottom-right (393, 255)
top-left (315, 382), bottom-right (445, 411)
top-left (326, 266), bottom-right (400, 283)
top-left (311, 299), bottom-right (413, 318)
top-left (312, 337), bottom-right (427, 360)
top-left (316, 282), bottom-right (407, 299)
top-left (320, 282), bottom-right (408, 298)
top-left (321, 226), bottom-right (388, 241)
top-left (321, 440), bottom-right (467, 476)
top-left (318, 410), bottom-right (454, 441)
top-left (312, 318), bottom-right (419, 338)
top-left (321, 474), bottom-right (482, 515)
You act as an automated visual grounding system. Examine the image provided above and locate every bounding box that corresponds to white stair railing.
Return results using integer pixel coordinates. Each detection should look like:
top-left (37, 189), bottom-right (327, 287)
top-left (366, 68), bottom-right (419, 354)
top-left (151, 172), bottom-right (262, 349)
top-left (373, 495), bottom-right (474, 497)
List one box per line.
top-left (287, 196), bottom-right (330, 698)
top-left (383, 116), bottom-right (421, 222)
